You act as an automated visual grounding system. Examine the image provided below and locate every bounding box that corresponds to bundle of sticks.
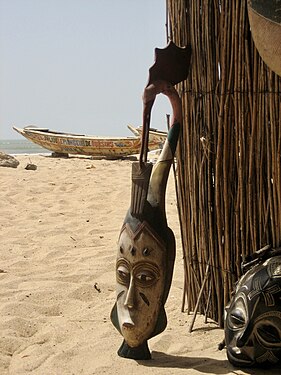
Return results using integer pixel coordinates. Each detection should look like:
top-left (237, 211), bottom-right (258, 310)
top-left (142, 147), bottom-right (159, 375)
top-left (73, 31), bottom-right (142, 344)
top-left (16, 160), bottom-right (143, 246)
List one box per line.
top-left (167, 0), bottom-right (281, 327)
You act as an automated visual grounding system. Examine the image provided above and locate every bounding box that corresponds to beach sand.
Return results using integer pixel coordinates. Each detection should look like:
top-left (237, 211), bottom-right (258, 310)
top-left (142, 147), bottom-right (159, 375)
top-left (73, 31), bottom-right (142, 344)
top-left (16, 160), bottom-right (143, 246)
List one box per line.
top-left (0, 154), bottom-right (280, 375)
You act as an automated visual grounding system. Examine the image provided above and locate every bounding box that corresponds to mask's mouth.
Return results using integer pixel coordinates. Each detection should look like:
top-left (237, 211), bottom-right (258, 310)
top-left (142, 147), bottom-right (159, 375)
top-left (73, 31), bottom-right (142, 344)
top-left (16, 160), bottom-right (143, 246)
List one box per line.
top-left (122, 322), bottom-right (135, 330)
top-left (227, 346), bottom-right (254, 367)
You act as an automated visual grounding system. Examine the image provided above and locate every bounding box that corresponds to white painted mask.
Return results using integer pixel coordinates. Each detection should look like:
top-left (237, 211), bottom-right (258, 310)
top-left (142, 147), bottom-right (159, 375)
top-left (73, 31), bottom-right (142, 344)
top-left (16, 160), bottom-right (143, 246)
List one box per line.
top-left (116, 222), bottom-right (166, 348)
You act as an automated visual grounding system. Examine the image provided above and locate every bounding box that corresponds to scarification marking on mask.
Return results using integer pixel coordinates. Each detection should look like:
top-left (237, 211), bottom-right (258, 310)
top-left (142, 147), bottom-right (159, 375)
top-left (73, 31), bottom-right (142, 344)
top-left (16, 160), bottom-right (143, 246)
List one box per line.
top-left (143, 248), bottom-right (150, 256)
top-left (130, 247), bottom-right (136, 256)
top-left (248, 278), bottom-right (281, 306)
top-left (256, 311), bottom-right (281, 319)
top-left (139, 292), bottom-right (150, 306)
top-left (119, 222), bottom-right (166, 250)
top-left (256, 350), bottom-right (279, 364)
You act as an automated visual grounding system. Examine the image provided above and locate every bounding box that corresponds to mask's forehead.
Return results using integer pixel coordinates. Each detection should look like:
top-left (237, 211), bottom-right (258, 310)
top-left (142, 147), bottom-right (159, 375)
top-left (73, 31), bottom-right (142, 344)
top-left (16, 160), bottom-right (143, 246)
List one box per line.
top-left (117, 222), bottom-right (165, 264)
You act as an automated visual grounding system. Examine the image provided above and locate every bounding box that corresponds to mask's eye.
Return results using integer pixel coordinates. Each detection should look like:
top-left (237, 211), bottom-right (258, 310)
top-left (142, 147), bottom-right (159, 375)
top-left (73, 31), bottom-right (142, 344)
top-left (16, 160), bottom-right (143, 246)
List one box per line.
top-left (133, 263), bottom-right (160, 287)
top-left (136, 271), bottom-right (155, 284)
top-left (256, 324), bottom-right (281, 346)
top-left (134, 270), bottom-right (158, 287)
top-left (227, 295), bottom-right (248, 330)
top-left (116, 264), bottom-right (130, 285)
top-left (229, 309), bottom-right (246, 329)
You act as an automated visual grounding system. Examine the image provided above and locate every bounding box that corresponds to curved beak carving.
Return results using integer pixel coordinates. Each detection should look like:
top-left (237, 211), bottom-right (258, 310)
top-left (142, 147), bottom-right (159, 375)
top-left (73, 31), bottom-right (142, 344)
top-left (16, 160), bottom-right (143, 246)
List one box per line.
top-left (133, 41), bottom-right (191, 219)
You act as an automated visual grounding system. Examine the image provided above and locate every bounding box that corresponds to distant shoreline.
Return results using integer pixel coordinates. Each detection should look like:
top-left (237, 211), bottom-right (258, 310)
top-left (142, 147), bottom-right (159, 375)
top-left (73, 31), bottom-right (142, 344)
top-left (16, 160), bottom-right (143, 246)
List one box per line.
top-left (0, 139), bottom-right (48, 155)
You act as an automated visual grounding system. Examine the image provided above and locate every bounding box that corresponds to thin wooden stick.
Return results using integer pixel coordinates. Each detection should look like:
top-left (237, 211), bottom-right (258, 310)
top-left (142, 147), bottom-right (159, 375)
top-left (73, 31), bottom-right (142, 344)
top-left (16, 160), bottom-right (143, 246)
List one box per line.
top-left (189, 263), bottom-right (210, 333)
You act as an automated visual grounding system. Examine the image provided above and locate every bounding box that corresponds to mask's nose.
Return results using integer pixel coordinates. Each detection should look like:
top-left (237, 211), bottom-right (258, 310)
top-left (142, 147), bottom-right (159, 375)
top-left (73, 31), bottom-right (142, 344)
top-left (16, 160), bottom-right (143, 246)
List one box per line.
top-left (124, 277), bottom-right (136, 310)
top-left (236, 325), bottom-right (252, 348)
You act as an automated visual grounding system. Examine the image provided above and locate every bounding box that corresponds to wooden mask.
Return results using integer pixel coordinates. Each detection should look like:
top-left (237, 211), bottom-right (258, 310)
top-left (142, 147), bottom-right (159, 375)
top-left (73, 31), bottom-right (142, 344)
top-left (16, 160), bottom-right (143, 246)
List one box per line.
top-left (111, 42), bottom-right (191, 360)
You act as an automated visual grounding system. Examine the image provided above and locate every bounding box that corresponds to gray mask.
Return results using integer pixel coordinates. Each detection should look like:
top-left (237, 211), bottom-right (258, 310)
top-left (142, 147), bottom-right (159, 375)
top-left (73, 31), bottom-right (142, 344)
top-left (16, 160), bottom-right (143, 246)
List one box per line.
top-left (225, 249), bottom-right (281, 367)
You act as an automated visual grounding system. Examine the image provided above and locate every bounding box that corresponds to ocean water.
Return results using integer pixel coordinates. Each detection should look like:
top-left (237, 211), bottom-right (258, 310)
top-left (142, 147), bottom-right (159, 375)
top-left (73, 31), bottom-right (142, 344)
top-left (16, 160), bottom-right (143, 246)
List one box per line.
top-left (0, 139), bottom-right (49, 155)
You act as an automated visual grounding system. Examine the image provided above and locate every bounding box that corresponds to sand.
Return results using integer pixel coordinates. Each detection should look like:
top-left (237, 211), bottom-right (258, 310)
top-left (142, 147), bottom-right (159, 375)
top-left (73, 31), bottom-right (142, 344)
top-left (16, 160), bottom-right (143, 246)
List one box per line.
top-left (0, 154), bottom-right (280, 375)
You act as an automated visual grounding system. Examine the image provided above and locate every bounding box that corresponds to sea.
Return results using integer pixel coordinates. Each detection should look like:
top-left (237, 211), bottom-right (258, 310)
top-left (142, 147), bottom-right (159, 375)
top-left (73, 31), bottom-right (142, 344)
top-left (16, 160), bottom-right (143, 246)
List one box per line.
top-left (0, 139), bottom-right (49, 155)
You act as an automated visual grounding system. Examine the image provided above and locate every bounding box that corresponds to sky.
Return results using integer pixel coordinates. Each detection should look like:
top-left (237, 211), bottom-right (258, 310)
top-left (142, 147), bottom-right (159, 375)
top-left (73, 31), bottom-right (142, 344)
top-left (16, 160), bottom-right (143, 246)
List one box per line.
top-left (0, 0), bottom-right (172, 140)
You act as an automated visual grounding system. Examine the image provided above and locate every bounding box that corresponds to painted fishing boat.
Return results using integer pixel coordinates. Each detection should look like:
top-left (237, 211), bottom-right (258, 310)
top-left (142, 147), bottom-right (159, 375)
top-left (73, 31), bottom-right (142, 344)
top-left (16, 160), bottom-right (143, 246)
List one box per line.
top-left (127, 125), bottom-right (167, 144)
top-left (13, 125), bottom-right (165, 158)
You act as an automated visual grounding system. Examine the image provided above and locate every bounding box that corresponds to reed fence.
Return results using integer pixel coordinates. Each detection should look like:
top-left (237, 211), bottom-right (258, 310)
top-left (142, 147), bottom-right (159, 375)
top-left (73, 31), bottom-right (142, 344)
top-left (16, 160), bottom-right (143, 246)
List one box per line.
top-left (166, 0), bottom-right (281, 326)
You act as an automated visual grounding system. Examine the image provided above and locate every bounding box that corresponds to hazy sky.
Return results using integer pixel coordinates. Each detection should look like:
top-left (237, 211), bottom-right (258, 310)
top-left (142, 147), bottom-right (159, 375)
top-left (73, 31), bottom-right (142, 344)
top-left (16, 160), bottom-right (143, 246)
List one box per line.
top-left (0, 0), bottom-right (171, 139)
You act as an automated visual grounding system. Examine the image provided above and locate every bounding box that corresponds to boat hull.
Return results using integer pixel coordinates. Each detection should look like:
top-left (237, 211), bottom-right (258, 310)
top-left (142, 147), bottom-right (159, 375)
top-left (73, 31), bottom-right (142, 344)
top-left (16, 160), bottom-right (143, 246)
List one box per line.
top-left (127, 125), bottom-right (167, 144)
top-left (13, 126), bottom-right (164, 158)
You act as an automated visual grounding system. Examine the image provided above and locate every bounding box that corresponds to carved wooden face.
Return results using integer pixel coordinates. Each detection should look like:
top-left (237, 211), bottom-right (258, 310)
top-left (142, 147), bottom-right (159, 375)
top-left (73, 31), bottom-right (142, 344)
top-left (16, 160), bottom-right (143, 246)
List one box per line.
top-left (225, 255), bottom-right (281, 367)
top-left (115, 222), bottom-right (166, 348)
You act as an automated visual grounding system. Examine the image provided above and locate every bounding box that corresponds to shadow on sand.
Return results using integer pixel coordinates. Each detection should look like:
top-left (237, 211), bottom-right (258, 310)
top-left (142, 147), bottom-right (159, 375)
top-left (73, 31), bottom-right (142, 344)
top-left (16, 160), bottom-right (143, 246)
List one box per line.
top-left (137, 351), bottom-right (281, 375)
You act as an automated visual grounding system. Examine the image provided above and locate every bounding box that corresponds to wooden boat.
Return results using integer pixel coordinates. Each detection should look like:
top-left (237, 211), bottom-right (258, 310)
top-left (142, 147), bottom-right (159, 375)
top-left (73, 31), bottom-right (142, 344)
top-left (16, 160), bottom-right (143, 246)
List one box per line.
top-left (127, 125), bottom-right (167, 144)
top-left (13, 125), bottom-right (166, 158)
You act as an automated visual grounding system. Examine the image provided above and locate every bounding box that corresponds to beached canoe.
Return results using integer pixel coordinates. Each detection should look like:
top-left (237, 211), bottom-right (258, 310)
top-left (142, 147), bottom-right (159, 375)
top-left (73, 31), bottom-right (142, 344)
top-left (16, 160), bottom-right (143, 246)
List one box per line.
top-left (13, 125), bottom-right (166, 158)
top-left (127, 125), bottom-right (167, 144)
